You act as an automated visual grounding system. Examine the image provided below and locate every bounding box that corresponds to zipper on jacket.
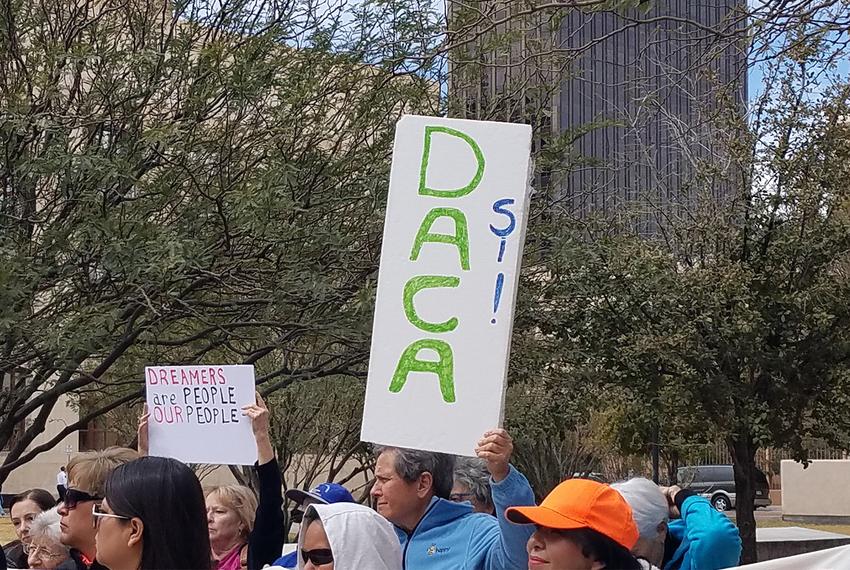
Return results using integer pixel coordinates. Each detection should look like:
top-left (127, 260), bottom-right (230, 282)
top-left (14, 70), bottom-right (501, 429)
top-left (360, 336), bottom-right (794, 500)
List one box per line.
top-left (401, 500), bottom-right (441, 570)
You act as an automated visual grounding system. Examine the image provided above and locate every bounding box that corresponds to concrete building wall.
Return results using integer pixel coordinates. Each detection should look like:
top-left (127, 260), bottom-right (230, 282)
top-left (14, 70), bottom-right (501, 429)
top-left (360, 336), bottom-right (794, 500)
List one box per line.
top-left (782, 459), bottom-right (850, 522)
top-left (1, 393), bottom-right (79, 497)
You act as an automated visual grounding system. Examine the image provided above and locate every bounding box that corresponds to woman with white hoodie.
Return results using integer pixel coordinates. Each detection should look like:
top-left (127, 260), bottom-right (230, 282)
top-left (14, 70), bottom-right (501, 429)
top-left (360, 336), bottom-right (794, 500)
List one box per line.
top-left (296, 503), bottom-right (401, 570)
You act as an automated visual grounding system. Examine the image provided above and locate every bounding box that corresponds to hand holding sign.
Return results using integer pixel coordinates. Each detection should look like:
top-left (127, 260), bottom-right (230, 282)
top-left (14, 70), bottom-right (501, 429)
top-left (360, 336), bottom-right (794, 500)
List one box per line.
top-left (475, 429), bottom-right (515, 482)
top-left (138, 404), bottom-right (150, 457)
top-left (242, 392), bottom-right (273, 465)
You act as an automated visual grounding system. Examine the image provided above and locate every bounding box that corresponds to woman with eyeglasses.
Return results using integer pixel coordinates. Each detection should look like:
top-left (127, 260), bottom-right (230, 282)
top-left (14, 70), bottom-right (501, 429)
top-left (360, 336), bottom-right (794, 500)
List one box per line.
top-left (25, 507), bottom-right (70, 569)
top-left (451, 457), bottom-right (495, 515)
top-left (296, 503), bottom-right (401, 570)
top-left (93, 456), bottom-right (210, 570)
top-left (2, 489), bottom-right (56, 568)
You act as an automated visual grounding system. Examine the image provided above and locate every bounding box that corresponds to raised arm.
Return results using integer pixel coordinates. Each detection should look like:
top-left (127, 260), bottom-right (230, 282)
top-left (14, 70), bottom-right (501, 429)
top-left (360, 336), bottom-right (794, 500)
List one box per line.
top-left (476, 429), bottom-right (535, 570)
top-left (243, 393), bottom-right (284, 570)
top-left (665, 487), bottom-right (742, 570)
top-left (137, 404), bottom-right (149, 457)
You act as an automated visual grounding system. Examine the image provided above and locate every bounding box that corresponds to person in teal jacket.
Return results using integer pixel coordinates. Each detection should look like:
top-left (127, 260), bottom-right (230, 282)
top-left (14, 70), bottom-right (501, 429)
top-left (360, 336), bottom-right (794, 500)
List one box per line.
top-left (371, 429), bottom-right (534, 570)
top-left (664, 487), bottom-right (742, 570)
top-left (614, 478), bottom-right (742, 570)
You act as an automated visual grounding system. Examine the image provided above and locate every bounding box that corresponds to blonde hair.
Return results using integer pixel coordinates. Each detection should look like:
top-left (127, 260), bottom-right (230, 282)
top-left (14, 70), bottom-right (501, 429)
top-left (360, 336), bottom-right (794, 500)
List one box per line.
top-left (207, 485), bottom-right (258, 538)
top-left (66, 447), bottom-right (139, 497)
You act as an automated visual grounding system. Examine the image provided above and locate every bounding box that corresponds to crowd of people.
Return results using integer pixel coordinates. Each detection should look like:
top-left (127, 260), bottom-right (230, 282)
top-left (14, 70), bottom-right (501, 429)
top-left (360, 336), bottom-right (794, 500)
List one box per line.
top-left (0, 394), bottom-right (742, 570)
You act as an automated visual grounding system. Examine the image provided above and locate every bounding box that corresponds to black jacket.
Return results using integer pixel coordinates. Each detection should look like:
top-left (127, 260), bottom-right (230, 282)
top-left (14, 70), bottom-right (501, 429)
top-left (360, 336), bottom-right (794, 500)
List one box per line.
top-left (55, 549), bottom-right (109, 570)
top-left (245, 459), bottom-right (284, 570)
top-left (2, 541), bottom-right (23, 569)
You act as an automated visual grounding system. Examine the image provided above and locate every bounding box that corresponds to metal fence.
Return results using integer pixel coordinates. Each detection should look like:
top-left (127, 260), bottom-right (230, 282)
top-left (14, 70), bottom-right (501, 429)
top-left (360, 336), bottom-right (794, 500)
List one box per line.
top-left (677, 439), bottom-right (849, 489)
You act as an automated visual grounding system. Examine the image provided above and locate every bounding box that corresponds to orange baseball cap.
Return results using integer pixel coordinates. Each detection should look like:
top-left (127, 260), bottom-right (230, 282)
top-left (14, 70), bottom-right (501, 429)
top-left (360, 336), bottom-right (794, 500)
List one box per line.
top-left (506, 478), bottom-right (639, 550)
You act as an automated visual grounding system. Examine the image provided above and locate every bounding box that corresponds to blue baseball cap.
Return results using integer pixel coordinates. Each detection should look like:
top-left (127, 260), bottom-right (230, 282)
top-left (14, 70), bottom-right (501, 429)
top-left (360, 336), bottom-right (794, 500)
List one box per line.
top-left (285, 483), bottom-right (355, 506)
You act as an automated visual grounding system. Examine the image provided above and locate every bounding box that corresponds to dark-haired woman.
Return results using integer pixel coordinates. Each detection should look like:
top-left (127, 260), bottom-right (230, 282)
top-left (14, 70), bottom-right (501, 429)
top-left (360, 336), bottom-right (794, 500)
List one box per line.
top-left (3, 489), bottom-right (57, 568)
top-left (93, 456), bottom-right (211, 570)
top-left (507, 478), bottom-right (654, 570)
top-left (138, 392), bottom-right (283, 570)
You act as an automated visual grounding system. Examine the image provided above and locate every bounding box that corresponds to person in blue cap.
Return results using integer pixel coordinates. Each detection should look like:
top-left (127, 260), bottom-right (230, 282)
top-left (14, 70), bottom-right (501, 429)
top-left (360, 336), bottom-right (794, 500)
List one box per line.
top-left (271, 483), bottom-right (356, 569)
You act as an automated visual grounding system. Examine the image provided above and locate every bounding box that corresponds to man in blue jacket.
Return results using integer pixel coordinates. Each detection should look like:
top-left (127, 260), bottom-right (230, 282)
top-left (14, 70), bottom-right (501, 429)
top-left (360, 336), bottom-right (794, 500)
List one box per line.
top-left (614, 478), bottom-right (742, 570)
top-left (371, 429), bottom-right (535, 570)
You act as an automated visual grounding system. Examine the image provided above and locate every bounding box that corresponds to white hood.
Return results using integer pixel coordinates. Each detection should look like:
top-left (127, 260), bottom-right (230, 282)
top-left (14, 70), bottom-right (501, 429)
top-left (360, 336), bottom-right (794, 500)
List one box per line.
top-left (296, 503), bottom-right (402, 570)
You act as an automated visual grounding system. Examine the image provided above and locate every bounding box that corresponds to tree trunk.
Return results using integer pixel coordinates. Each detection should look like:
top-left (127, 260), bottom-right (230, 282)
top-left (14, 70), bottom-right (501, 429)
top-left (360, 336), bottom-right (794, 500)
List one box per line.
top-left (651, 424), bottom-right (660, 483)
top-left (728, 433), bottom-right (758, 565)
top-left (666, 450), bottom-right (680, 486)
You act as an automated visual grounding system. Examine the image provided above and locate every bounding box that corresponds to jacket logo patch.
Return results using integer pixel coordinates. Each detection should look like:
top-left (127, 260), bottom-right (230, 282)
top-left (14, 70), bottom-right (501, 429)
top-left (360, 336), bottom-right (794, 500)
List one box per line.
top-left (427, 544), bottom-right (451, 556)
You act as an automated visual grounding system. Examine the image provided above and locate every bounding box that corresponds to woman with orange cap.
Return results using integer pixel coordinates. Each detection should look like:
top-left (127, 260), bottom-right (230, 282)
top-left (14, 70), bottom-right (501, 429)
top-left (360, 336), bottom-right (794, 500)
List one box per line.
top-left (507, 478), bottom-right (654, 570)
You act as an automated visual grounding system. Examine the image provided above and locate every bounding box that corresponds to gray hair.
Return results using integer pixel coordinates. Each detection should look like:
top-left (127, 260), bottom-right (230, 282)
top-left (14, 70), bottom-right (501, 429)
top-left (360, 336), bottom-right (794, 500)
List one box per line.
top-left (375, 446), bottom-right (455, 500)
top-left (611, 478), bottom-right (669, 539)
top-left (453, 457), bottom-right (494, 512)
top-left (29, 507), bottom-right (65, 546)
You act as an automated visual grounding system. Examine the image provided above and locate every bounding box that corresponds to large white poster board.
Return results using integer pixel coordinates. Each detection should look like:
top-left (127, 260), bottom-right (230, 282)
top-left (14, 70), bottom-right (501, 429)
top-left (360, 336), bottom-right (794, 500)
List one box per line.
top-left (361, 115), bottom-right (533, 456)
top-left (739, 545), bottom-right (850, 569)
top-left (145, 365), bottom-right (258, 465)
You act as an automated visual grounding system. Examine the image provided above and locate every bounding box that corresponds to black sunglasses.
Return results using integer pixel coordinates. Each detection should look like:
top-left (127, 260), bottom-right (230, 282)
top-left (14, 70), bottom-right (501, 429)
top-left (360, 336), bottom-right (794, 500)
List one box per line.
top-left (301, 549), bottom-right (333, 565)
top-left (63, 488), bottom-right (102, 510)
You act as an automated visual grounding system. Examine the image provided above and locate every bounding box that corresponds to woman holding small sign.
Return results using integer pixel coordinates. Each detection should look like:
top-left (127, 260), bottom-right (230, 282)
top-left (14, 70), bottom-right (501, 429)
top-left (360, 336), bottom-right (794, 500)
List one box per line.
top-left (138, 392), bottom-right (284, 570)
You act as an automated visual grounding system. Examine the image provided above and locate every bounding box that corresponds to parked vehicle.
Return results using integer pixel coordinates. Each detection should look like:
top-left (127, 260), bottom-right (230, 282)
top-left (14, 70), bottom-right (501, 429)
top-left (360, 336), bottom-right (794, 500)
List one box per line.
top-left (677, 464), bottom-right (772, 511)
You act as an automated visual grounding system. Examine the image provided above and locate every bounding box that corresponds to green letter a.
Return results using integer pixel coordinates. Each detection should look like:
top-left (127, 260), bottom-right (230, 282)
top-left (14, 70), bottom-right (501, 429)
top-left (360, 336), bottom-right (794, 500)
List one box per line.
top-left (389, 339), bottom-right (456, 403)
top-left (410, 208), bottom-right (470, 270)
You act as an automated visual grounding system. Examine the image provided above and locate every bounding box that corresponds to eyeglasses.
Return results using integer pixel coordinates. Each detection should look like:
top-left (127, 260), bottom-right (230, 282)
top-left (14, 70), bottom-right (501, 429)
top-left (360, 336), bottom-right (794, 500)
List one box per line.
top-left (450, 492), bottom-right (474, 502)
top-left (301, 548), bottom-right (333, 565)
top-left (92, 503), bottom-right (131, 528)
top-left (63, 488), bottom-right (102, 510)
top-left (23, 544), bottom-right (66, 560)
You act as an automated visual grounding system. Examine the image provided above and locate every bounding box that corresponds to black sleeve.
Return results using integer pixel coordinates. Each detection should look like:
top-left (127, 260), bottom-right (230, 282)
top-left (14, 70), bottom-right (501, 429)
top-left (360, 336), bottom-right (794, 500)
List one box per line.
top-left (674, 489), bottom-right (699, 512)
top-left (3, 543), bottom-right (25, 569)
top-left (247, 458), bottom-right (285, 570)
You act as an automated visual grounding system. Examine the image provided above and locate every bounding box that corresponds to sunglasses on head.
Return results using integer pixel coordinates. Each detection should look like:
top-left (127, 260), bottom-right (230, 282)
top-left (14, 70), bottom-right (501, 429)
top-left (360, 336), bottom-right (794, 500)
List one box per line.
top-left (301, 549), bottom-right (333, 566)
top-left (63, 488), bottom-right (102, 510)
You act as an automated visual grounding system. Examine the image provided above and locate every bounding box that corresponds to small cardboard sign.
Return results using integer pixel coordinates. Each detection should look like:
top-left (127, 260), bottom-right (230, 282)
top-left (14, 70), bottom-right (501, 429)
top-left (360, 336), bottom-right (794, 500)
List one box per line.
top-left (145, 365), bottom-right (257, 465)
top-left (361, 115), bottom-right (533, 456)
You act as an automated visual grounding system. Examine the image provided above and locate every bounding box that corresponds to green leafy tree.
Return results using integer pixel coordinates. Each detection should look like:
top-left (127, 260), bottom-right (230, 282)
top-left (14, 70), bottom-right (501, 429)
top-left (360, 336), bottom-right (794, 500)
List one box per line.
top-left (0, 0), bottom-right (442, 480)
top-left (519, 55), bottom-right (850, 562)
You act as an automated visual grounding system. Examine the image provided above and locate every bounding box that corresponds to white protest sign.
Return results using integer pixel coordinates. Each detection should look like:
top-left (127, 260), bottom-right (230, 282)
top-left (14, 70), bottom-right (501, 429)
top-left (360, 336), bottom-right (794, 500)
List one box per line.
top-left (361, 115), bottom-right (533, 456)
top-left (145, 365), bottom-right (258, 465)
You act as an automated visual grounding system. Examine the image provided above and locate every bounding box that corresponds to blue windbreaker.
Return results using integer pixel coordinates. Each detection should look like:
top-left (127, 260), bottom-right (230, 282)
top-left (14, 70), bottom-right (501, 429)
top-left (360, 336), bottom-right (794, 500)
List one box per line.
top-left (395, 465), bottom-right (535, 570)
top-left (664, 494), bottom-right (742, 570)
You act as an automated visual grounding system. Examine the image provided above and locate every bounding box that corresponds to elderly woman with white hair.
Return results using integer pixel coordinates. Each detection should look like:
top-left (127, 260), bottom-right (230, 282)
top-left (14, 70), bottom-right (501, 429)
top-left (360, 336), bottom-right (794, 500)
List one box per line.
top-left (612, 478), bottom-right (669, 567)
top-left (612, 477), bottom-right (741, 570)
top-left (450, 457), bottom-right (495, 515)
top-left (25, 507), bottom-right (70, 569)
